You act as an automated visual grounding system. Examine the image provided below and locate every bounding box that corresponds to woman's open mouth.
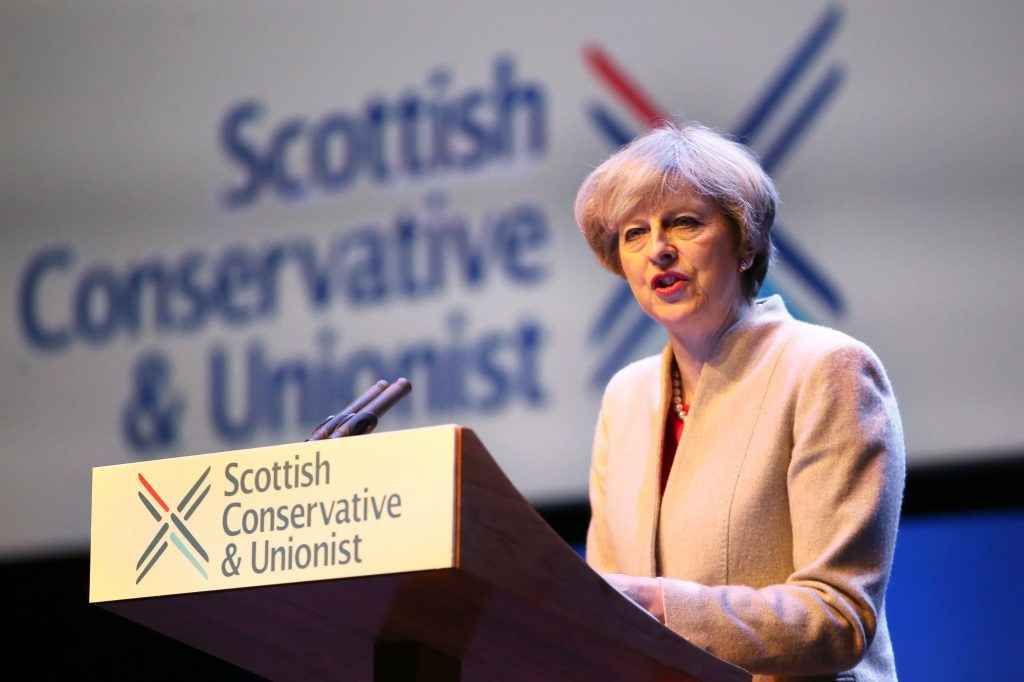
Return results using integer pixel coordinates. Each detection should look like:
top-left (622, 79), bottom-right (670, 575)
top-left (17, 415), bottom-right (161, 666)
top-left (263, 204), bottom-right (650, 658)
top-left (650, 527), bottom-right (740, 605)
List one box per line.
top-left (651, 272), bottom-right (688, 296)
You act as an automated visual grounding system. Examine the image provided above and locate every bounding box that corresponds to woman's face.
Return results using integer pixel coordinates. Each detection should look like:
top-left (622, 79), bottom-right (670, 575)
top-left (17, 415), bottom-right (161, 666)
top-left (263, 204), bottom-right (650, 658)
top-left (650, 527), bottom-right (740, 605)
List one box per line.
top-left (618, 188), bottom-right (751, 341)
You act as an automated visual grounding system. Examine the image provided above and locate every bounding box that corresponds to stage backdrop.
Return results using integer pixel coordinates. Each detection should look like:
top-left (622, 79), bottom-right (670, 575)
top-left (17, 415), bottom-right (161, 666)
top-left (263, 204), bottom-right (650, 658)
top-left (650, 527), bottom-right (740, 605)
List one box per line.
top-left (2, 1), bottom-right (1022, 556)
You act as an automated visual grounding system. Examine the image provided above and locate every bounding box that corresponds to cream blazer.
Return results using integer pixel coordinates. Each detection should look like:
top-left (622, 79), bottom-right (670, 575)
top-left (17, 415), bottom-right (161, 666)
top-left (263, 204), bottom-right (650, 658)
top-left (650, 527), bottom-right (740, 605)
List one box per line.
top-left (586, 296), bottom-right (904, 682)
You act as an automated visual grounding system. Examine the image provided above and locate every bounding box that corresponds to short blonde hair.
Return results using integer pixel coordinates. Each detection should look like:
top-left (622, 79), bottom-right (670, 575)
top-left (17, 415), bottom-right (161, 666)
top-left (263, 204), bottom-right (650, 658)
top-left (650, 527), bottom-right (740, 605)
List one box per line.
top-left (574, 122), bottom-right (778, 300)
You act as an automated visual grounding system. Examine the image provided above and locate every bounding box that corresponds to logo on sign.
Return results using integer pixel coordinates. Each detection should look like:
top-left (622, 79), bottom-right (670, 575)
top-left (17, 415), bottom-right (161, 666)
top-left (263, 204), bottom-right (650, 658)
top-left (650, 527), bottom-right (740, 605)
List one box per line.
top-left (135, 468), bottom-right (212, 584)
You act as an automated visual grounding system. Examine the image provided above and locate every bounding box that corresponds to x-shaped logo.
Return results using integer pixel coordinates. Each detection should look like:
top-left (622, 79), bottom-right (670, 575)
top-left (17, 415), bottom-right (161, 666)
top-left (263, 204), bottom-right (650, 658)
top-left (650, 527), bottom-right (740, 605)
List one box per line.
top-left (136, 467), bottom-right (212, 584)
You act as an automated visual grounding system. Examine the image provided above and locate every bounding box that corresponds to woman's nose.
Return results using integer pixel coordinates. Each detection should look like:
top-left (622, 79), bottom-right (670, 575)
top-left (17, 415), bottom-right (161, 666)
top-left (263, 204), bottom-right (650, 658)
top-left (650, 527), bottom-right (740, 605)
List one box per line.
top-left (648, 234), bottom-right (676, 267)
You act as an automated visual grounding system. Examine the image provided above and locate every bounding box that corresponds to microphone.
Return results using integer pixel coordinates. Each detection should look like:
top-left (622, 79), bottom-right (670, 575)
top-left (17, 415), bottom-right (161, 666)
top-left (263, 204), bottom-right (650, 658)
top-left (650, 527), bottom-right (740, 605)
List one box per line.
top-left (305, 380), bottom-right (390, 441)
top-left (331, 377), bottom-right (413, 438)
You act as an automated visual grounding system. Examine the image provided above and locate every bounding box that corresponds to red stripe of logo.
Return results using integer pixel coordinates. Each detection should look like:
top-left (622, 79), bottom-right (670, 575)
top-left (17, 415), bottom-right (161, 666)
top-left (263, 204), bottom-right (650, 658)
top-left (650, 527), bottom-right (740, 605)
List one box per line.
top-left (138, 472), bottom-right (170, 513)
top-left (583, 45), bottom-right (667, 128)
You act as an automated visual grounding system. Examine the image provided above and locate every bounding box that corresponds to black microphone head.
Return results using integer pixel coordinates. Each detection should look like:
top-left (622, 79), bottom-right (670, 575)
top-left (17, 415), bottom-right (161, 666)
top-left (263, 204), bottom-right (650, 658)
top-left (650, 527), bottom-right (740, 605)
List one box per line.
top-left (330, 412), bottom-right (378, 438)
top-left (362, 377), bottom-right (412, 418)
top-left (308, 379), bottom-right (390, 440)
top-left (339, 379), bottom-right (390, 415)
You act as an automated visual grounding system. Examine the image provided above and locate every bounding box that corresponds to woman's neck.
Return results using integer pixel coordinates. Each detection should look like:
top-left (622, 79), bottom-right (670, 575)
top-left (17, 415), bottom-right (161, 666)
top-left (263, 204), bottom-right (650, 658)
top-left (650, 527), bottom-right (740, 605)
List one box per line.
top-left (668, 299), bottom-right (750, 403)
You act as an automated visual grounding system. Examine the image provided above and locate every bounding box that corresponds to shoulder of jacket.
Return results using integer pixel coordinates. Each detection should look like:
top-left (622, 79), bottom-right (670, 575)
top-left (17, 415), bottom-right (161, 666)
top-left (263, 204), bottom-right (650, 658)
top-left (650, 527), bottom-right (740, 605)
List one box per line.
top-left (767, 321), bottom-right (894, 399)
top-left (775, 317), bottom-right (879, 364)
top-left (746, 295), bottom-right (878, 364)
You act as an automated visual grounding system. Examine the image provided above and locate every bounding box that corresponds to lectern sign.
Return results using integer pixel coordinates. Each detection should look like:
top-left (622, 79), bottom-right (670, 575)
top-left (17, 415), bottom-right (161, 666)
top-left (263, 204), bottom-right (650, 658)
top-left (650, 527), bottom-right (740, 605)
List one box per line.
top-left (90, 425), bottom-right (458, 602)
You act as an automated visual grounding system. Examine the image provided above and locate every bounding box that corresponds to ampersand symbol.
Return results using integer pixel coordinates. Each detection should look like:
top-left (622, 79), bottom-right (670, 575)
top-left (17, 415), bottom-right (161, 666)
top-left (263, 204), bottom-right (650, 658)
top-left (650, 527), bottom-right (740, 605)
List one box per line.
top-left (122, 351), bottom-right (184, 453)
top-left (222, 543), bottom-right (241, 577)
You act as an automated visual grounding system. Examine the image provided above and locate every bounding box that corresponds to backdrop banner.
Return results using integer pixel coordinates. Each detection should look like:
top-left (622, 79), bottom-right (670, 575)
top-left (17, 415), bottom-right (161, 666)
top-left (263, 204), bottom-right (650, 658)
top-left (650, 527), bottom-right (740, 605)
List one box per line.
top-left (3, 1), bottom-right (1023, 555)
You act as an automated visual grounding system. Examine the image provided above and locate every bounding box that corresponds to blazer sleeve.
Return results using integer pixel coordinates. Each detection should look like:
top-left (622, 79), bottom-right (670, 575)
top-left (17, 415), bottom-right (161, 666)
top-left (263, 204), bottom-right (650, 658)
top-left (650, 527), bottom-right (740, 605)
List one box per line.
top-left (658, 341), bottom-right (905, 676)
top-left (585, 400), bottom-right (617, 573)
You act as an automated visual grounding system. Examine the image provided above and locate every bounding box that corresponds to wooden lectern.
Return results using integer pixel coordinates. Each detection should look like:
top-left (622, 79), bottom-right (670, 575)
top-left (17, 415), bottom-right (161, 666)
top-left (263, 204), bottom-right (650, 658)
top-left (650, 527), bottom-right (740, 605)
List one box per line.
top-left (91, 426), bottom-right (749, 681)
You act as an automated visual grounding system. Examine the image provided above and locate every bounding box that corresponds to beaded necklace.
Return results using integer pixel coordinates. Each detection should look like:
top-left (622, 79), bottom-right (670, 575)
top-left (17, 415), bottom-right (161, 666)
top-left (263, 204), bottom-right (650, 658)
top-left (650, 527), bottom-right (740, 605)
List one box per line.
top-left (670, 363), bottom-right (690, 422)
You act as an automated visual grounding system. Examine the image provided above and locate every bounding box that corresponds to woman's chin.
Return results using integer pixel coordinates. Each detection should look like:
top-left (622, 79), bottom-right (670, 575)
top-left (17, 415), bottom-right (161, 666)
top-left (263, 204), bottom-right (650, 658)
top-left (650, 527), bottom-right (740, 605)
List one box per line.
top-left (647, 299), bottom-right (702, 329)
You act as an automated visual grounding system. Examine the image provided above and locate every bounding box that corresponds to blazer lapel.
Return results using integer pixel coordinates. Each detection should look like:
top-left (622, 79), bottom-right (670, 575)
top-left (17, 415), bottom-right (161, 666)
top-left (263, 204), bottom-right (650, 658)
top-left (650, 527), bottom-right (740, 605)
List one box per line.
top-left (657, 297), bottom-right (791, 582)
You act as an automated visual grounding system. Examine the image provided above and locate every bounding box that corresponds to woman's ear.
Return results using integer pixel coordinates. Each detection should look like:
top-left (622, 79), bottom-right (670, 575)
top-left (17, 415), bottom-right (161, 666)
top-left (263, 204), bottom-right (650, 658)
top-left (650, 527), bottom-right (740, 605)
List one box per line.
top-left (738, 246), bottom-right (757, 271)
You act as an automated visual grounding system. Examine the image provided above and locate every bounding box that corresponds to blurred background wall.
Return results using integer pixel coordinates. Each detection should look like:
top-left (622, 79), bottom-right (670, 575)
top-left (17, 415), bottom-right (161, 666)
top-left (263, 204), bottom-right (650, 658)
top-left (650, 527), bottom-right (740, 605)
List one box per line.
top-left (2, 1), bottom-right (1022, 678)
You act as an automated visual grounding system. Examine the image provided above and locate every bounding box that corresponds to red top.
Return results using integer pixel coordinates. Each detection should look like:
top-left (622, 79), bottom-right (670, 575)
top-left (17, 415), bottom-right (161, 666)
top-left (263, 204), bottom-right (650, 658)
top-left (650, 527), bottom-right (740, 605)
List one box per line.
top-left (660, 405), bottom-right (688, 496)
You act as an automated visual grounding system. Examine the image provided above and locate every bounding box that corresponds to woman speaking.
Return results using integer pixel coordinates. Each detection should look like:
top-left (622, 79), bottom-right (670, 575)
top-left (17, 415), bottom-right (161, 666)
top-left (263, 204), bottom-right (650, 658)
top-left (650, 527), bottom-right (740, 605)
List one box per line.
top-left (575, 123), bottom-right (904, 681)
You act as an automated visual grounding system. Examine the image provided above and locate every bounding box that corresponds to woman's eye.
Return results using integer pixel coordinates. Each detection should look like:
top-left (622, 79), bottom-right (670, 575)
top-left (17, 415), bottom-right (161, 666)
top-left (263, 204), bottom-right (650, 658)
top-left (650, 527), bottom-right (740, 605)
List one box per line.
top-left (671, 216), bottom-right (699, 228)
top-left (622, 226), bottom-right (647, 241)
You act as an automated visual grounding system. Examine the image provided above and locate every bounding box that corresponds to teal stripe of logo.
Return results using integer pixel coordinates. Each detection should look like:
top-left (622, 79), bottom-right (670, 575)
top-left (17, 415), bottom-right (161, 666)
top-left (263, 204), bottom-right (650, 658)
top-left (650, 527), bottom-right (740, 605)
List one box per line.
top-left (169, 532), bottom-right (209, 580)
